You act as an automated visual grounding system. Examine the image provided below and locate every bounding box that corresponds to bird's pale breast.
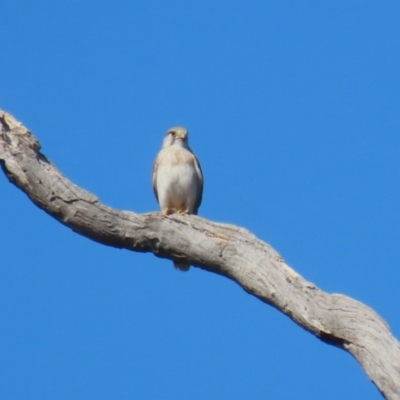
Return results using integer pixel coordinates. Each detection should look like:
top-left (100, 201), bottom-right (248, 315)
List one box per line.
top-left (155, 147), bottom-right (199, 213)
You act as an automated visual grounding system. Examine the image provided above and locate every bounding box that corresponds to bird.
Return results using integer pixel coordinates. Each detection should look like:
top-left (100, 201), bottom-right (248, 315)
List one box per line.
top-left (152, 126), bottom-right (204, 271)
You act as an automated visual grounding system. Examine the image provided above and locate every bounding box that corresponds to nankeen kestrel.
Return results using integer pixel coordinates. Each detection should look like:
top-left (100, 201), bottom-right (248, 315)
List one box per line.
top-left (152, 126), bottom-right (204, 271)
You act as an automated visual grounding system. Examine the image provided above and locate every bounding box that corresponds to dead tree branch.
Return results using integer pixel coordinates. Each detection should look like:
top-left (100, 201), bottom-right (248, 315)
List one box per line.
top-left (1, 110), bottom-right (399, 399)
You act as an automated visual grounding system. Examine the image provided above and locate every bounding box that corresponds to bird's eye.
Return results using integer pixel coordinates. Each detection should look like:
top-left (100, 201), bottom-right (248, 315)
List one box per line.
top-left (168, 131), bottom-right (175, 136)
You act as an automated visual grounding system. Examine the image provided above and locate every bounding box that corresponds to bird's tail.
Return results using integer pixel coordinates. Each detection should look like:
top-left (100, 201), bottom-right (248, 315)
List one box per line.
top-left (173, 261), bottom-right (190, 272)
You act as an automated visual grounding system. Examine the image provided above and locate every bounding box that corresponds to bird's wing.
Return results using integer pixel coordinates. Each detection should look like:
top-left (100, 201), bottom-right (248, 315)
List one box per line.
top-left (152, 155), bottom-right (159, 204)
top-left (192, 153), bottom-right (204, 215)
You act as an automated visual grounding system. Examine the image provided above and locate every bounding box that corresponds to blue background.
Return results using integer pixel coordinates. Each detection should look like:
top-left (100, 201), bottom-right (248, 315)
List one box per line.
top-left (1, 1), bottom-right (400, 399)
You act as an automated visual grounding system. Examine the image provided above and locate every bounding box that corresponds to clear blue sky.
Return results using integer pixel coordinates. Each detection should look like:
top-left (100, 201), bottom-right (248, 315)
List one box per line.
top-left (1, 1), bottom-right (400, 399)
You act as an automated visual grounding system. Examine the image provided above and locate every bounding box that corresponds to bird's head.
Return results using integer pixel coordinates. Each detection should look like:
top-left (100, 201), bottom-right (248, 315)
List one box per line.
top-left (162, 126), bottom-right (189, 148)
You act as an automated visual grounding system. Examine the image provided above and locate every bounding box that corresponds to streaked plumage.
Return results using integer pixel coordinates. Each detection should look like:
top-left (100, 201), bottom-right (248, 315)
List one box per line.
top-left (152, 126), bottom-right (203, 271)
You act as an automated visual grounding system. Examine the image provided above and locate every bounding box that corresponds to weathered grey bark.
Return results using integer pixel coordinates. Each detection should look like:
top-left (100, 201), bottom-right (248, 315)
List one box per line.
top-left (1, 110), bottom-right (399, 399)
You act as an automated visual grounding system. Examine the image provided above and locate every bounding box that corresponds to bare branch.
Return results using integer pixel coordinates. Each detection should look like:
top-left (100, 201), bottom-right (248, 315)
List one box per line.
top-left (1, 110), bottom-right (399, 399)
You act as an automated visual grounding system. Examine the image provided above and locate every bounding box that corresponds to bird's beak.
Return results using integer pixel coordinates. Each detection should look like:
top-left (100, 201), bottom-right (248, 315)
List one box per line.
top-left (175, 132), bottom-right (186, 140)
